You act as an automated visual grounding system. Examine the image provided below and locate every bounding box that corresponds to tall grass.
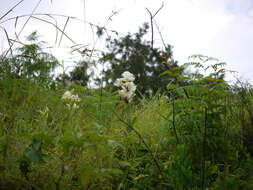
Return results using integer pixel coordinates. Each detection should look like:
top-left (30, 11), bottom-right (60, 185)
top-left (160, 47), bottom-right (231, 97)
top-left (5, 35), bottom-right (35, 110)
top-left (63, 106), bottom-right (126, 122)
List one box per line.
top-left (1, 1), bottom-right (253, 189)
top-left (1, 57), bottom-right (253, 189)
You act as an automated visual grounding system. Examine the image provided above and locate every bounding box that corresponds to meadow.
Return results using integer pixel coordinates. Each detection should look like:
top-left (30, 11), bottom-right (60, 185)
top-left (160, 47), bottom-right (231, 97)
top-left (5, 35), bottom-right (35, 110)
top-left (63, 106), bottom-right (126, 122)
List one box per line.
top-left (1, 55), bottom-right (253, 190)
top-left (1, 1), bottom-right (253, 189)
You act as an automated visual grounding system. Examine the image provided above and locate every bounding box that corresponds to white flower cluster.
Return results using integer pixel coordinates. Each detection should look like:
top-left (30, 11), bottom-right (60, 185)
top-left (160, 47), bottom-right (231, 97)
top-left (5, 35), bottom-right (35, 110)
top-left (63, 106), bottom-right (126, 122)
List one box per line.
top-left (114, 71), bottom-right (136, 103)
top-left (62, 90), bottom-right (80, 109)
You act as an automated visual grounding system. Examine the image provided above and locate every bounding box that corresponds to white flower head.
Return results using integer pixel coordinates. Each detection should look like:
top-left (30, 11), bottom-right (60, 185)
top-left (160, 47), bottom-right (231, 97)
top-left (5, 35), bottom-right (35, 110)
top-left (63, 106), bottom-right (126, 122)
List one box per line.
top-left (122, 71), bottom-right (135, 82)
top-left (62, 89), bottom-right (80, 108)
top-left (62, 90), bottom-right (72, 100)
top-left (114, 78), bottom-right (123, 87)
top-left (72, 94), bottom-right (80, 102)
top-left (123, 81), bottom-right (136, 92)
top-left (115, 71), bottom-right (136, 103)
top-left (119, 89), bottom-right (134, 102)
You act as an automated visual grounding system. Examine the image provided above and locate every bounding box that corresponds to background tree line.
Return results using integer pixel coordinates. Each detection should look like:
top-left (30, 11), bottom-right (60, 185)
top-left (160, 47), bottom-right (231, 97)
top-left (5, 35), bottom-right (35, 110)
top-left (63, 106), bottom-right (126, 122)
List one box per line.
top-left (0, 23), bottom-right (183, 96)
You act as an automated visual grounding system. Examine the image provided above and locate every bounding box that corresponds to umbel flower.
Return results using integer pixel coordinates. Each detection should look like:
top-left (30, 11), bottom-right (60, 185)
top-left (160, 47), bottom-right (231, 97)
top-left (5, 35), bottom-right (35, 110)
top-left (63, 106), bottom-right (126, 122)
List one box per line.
top-left (62, 90), bottom-right (80, 109)
top-left (114, 71), bottom-right (136, 103)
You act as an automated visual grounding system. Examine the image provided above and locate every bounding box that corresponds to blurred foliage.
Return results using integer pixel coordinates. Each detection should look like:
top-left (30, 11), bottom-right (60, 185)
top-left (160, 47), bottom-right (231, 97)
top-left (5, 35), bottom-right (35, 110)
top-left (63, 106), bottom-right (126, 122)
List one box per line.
top-left (99, 23), bottom-right (182, 95)
top-left (69, 60), bottom-right (91, 86)
top-left (0, 29), bottom-right (253, 189)
top-left (0, 31), bottom-right (59, 85)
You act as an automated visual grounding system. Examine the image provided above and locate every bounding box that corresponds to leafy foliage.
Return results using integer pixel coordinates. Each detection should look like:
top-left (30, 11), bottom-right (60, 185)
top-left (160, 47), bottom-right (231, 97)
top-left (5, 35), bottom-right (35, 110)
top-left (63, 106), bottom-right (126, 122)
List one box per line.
top-left (68, 60), bottom-right (91, 86)
top-left (100, 23), bottom-right (181, 95)
top-left (0, 31), bottom-right (59, 83)
top-left (1, 25), bottom-right (253, 190)
top-left (1, 54), bottom-right (253, 189)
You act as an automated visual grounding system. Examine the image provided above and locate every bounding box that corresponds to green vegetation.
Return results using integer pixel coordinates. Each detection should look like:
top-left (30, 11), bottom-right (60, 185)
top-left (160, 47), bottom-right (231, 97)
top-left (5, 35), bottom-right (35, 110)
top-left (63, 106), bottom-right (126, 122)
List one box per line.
top-left (100, 23), bottom-right (180, 95)
top-left (0, 5), bottom-right (253, 186)
top-left (0, 32), bottom-right (59, 84)
top-left (1, 43), bottom-right (253, 189)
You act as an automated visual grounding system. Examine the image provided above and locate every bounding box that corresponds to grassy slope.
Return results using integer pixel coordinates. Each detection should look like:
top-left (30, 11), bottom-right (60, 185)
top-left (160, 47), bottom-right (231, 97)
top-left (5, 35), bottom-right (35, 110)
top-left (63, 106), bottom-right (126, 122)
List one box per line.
top-left (1, 78), bottom-right (253, 190)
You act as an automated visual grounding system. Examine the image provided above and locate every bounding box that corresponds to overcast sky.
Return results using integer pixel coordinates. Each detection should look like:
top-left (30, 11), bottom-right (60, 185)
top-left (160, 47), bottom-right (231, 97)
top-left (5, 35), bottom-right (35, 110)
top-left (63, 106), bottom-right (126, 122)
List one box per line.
top-left (1, 0), bottom-right (253, 82)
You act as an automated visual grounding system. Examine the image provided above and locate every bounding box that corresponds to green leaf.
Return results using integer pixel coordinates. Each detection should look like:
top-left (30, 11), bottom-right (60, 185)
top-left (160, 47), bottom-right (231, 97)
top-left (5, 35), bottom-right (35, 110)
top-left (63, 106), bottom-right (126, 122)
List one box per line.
top-left (24, 149), bottom-right (44, 164)
top-left (24, 140), bottom-right (44, 164)
top-left (32, 140), bottom-right (42, 151)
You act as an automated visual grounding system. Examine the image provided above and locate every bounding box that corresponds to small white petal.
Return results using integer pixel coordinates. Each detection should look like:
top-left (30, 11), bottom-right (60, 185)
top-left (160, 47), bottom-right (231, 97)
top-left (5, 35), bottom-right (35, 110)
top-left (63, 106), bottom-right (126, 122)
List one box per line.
top-left (122, 71), bottom-right (135, 81)
top-left (114, 78), bottom-right (123, 87)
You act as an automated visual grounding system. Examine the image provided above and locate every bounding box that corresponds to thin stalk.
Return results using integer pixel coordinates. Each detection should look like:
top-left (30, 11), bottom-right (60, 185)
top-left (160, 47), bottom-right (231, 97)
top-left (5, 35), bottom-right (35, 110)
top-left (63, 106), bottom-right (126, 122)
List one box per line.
top-left (99, 62), bottom-right (105, 120)
top-left (113, 110), bottom-right (163, 175)
top-left (4, 0), bottom-right (43, 58)
top-left (224, 96), bottom-right (229, 138)
top-left (145, 2), bottom-right (164, 49)
top-left (0, 0), bottom-right (25, 21)
top-left (55, 162), bottom-right (65, 190)
top-left (58, 17), bottom-right (70, 46)
top-left (172, 98), bottom-right (179, 144)
top-left (201, 107), bottom-right (208, 190)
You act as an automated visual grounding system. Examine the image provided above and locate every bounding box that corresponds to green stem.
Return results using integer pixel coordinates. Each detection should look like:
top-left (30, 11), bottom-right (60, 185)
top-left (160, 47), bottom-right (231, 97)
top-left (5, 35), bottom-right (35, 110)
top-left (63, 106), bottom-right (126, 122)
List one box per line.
top-left (201, 107), bottom-right (208, 190)
top-left (113, 110), bottom-right (163, 175)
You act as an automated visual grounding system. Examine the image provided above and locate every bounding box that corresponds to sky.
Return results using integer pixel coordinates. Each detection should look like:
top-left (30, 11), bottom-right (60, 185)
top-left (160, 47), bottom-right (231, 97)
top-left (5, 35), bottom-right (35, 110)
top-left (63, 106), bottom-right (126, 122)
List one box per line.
top-left (1, 0), bottom-right (253, 82)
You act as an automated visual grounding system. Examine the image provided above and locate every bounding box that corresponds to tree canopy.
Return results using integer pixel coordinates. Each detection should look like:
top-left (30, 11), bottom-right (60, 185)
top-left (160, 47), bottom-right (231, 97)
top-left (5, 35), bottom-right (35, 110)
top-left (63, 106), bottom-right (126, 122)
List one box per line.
top-left (0, 31), bottom-right (59, 83)
top-left (100, 23), bottom-right (182, 95)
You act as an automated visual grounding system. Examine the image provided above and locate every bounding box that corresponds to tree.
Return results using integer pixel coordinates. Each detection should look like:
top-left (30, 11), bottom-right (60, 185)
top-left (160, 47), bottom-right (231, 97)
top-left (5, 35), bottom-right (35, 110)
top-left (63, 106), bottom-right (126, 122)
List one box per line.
top-left (100, 23), bottom-right (182, 95)
top-left (0, 31), bottom-right (59, 82)
top-left (69, 60), bottom-right (91, 86)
